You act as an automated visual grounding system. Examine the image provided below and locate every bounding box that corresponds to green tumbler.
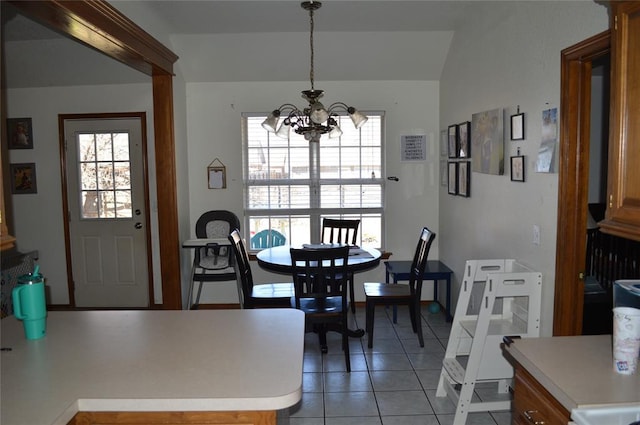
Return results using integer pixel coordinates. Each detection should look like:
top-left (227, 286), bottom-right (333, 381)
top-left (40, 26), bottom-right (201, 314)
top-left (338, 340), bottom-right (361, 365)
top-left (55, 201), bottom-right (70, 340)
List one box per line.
top-left (12, 273), bottom-right (47, 340)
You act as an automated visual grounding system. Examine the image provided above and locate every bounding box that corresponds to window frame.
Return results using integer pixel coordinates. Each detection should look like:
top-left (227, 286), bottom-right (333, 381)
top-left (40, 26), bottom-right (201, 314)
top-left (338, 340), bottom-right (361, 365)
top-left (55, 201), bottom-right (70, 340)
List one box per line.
top-left (241, 111), bottom-right (386, 250)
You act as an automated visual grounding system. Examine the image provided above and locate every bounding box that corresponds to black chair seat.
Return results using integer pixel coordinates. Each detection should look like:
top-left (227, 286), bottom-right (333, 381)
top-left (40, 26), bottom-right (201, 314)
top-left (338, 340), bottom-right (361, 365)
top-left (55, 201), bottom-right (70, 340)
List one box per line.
top-left (363, 282), bottom-right (412, 300)
top-left (294, 296), bottom-right (344, 315)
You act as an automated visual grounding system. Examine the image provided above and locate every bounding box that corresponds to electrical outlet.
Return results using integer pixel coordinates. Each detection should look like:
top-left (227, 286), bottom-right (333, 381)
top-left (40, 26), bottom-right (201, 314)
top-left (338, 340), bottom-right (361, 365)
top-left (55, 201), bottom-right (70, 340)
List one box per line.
top-left (532, 225), bottom-right (541, 245)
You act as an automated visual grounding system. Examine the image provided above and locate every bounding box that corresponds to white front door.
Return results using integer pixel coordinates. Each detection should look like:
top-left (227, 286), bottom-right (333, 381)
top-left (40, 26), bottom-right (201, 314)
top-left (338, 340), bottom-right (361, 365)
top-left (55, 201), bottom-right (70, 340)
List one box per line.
top-left (64, 116), bottom-right (150, 307)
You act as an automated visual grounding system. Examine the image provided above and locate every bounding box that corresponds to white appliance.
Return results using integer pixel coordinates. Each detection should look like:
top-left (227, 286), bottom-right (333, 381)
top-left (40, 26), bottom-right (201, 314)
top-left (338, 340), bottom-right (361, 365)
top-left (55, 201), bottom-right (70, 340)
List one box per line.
top-left (572, 405), bottom-right (640, 425)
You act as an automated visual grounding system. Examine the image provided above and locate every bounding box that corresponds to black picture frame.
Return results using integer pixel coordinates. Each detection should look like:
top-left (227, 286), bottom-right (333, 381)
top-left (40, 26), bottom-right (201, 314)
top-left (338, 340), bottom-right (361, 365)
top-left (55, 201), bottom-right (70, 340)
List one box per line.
top-left (458, 121), bottom-right (471, 158)
top-left (510, 155), bottom-right (525, 182)
top-left (7, 117), bottom-right (33, 149)
top-left (10, 162), bottom-right (37, 194)
top-left (447, 124), bottom-right (458, 158)
top-left (457, 161), bottom-right (471, 197)
top-left (510, 112), bottom-right (525, 141)
top-left (447, 161), bottom-right (458, 195)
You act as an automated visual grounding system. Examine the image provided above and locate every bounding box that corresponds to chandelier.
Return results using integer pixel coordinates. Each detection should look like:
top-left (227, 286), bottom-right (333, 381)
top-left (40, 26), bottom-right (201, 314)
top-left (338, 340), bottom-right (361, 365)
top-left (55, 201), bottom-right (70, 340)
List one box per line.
top-left (261, 1), bottom-right (368, 142)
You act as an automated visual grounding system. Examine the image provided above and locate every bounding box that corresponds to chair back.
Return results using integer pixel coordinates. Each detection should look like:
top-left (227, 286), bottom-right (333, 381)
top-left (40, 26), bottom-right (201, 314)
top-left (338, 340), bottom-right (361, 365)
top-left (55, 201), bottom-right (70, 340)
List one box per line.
top-left (321, 218), bottom-right (360, 245)
top-left (228, 229), bottom-right (253, 307)
top-left (195, 210), bottom-right (240, 270)
top-left (289, 245), bottom-right (350, 310)
top-left (250, 229), bottom-right (287, 249)
top-left (409, 227), bottom-right (437, 299)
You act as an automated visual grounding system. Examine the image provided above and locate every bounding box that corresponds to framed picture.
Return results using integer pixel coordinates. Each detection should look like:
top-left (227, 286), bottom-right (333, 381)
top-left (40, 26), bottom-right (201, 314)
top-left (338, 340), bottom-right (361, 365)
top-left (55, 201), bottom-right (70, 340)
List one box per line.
top-left (458, 121), bottom-right (471, 158)
top-left (10, 163), bottom-right (37, 194)
top-left (457, 161), bottom-right (471, 197)
top-left (447, 161), bottom-right (458, 195)
top-left (471, 108), bottom-right (504, 175)
top-left (207, 158), bottom-right (227, 189)
top-left (511, 112), bottom-right (525, 141)
top-left (511, 155), bottom-right (525, 182)
top-left (7, 118), bottom-right (33, 149)
top-left (447, 124), bottom-right (458, 158)
top-left (440, 130), bottom-right (448, 157)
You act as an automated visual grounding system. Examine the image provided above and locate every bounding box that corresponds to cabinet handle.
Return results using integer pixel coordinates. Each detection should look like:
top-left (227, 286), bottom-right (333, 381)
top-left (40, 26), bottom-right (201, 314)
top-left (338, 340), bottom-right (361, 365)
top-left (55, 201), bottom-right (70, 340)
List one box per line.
top-left (524, 410), bottom-right (546, 425)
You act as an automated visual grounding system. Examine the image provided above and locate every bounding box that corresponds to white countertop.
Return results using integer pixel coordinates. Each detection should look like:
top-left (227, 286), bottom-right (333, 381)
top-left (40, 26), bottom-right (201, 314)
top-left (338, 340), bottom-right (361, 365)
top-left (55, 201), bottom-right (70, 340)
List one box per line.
top-left (504, 335), bottom-right (640, 411)
top-left (1, 309), bottom-right (305, 425)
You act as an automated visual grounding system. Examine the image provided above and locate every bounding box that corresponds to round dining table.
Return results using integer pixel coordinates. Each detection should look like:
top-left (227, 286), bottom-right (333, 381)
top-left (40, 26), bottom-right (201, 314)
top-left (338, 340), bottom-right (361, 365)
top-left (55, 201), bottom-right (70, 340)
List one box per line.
top-left (256, 243), bottom-right (382, 275)
top-left (256, 243), bottom-right (382, 338)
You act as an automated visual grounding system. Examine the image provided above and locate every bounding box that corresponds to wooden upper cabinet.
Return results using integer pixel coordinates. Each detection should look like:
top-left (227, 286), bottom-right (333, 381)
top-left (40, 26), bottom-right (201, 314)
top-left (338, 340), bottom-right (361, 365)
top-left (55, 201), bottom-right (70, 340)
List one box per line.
top-left (600, 1), bottom-right (640, 241)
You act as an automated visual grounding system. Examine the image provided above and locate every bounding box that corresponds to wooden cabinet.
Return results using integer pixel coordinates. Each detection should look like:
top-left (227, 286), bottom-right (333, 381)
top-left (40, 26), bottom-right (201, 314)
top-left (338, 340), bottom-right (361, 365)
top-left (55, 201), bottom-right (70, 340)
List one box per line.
top-left (599, 1), bottom-right (640, 241)
top-left (512, 365), bottom-right (570, 425)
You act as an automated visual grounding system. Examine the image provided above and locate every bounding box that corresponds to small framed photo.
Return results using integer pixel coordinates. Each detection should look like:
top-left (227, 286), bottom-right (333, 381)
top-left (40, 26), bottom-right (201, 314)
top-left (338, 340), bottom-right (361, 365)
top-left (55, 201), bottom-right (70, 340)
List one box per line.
top-left (7, 117), bottom-right (33, 149)
top-left (447, 161), bottom-right (458, 195)
top-left (458, 121), bottom-right (471, 158)
top-left (511, 155), bottom-right (525, 182)
top-left (447, 124), bottom-right (458, 158)
top-left (207, 158), bottom-right (227, 189)
top-left (510, 112), bottom-right (525, 141)
top-left (457, 161), bottom-right (471, 197)
top-left (10, 163), bottom-right (37, 194)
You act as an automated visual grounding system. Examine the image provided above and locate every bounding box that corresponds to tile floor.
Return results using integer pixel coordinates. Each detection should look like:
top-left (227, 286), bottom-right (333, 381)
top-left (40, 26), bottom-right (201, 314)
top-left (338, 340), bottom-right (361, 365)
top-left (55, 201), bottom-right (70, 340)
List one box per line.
top-left (287, 304), bottom-right (513, 425)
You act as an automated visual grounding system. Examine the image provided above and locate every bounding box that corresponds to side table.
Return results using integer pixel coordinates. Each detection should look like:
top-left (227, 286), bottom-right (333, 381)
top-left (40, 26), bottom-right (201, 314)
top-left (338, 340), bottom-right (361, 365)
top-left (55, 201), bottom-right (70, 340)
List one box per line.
top-left (384, 260), bottom-right (453, 322)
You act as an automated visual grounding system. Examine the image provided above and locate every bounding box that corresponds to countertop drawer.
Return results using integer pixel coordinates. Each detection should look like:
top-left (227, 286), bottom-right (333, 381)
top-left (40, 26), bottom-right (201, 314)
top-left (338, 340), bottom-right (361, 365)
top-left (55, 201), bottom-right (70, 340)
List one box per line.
top-left (513, 365), bottom-right (571, 425)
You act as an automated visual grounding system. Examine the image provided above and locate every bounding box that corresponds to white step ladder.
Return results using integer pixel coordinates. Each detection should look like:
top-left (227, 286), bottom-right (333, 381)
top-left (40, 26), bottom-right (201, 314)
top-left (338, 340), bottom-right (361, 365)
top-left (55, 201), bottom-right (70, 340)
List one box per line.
top-left (436, 259), bottom-right (542, 425)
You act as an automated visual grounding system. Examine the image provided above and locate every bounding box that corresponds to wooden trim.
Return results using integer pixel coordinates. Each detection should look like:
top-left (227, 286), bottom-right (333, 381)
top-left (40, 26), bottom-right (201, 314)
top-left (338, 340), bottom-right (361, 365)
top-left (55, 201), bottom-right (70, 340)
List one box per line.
top-left (554, 30), bottom-right (610, 336)
top-left (70, 410), bottom-right (276, 425)
top-left (7, 0), bottom-right (177, 76)
top-left (152, 75), bottom-right (181, 309)
top-left (9, 1), bottom-right (181, 309)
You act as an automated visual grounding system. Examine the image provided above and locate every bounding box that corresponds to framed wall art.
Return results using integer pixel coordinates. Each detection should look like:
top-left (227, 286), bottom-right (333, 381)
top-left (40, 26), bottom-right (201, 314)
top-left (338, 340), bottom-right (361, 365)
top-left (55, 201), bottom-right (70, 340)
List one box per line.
top-left (471, 108), bottom-right (504, 175)
top-left (448, 124), bottom-right (458, 158)
top-left (207, 158), bottom-right (227, 189)
top-left (511, 155), bottom-right (525, 182)
top-left (447, 161), bottom-right (458, 195)
top-left (7, 117), bottom-right (33, 149)
top-left (10, 163), bottom-right (37, 194)
top-left (457, 161), bottom-right (471, 197)
top-left (511, 111), bottom-right (525, 141)
top-left (458, 121), bottom-right (470, 158)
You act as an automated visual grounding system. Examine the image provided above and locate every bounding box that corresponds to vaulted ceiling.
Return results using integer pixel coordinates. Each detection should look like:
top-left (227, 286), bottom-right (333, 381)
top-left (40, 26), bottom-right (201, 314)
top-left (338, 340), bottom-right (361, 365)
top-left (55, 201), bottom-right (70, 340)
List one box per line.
top-left (2, 1), bottom-right (480, 88)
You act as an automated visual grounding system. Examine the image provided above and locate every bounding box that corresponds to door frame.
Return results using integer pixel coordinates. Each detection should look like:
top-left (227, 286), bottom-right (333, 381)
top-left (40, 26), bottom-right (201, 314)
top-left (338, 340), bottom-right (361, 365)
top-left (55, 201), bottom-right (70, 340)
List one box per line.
top-left (554, 30), bottom-right (610, 335)
top-left (9, 0), bottom-right (183, 309)
top-left (59, 113), bottom-right (154, 307)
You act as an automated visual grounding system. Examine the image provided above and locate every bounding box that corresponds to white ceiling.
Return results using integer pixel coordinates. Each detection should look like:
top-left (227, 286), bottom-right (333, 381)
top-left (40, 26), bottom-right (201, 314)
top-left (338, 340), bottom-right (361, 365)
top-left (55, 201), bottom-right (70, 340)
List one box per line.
top-left (1, 1), bottom-right (481, 88)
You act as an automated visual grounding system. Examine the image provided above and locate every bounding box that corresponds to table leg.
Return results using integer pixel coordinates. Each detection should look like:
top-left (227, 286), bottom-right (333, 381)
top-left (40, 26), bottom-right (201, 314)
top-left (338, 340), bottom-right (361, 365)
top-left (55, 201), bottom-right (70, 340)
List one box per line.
top-left (445, 276), bottom-right (452, 322)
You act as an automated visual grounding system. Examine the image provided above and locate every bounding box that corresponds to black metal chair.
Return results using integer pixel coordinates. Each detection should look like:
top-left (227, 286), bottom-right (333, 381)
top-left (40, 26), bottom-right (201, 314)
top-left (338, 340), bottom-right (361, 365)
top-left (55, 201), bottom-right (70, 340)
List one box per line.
top-left (321, 218), bottom-right (361, 313)
top-left (364, 227), bottom-right (436, 348)
top-left (188, 210), bottom-right (240, 309)
top-left (228, 229), bottom-right (294, 309)
top-left (290, 245), bottom-right (352, 372)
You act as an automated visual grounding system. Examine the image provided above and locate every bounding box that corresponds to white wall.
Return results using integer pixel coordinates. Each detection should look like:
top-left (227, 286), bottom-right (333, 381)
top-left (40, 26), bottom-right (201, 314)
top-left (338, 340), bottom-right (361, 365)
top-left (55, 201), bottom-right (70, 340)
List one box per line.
top-left (439, 1), bottom-right (609, 336)
top-left (6, 83), bottom-right (162, 305)
top-left (184, 80), bottom-right (441, 303)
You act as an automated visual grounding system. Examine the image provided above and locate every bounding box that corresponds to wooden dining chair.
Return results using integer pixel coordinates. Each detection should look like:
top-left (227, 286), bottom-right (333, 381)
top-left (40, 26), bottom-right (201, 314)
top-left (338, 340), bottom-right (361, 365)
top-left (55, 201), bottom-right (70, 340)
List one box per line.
top-left (290, 245), bottom-right (352, 372)
top-left (321, 218), bottom-right (360, 313)
top-left (364, 227), bottom-right (436, 348)
top-left (228, 229), bottom-right (294, 309)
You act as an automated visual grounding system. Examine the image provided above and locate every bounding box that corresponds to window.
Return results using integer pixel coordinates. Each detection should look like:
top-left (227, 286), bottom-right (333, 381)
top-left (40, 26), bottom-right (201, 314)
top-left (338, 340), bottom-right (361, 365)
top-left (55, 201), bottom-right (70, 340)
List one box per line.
top-left (242, 112), bottom-right (385, 249)
top-left (77, 132), bottom-right (132, 219)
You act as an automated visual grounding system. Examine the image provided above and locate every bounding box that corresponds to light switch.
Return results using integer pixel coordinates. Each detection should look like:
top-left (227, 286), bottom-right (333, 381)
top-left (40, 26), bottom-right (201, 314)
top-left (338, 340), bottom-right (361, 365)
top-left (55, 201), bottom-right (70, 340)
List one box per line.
top-left (532, 225), bottom-right (540, 245)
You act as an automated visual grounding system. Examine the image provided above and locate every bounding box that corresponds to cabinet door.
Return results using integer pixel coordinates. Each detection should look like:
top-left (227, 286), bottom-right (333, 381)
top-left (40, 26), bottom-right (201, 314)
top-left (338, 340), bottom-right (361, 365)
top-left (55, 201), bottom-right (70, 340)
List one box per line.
top-left (600, 1), bottom-right (640, 241)
top-left (513, 366), bottom-right (570, 425)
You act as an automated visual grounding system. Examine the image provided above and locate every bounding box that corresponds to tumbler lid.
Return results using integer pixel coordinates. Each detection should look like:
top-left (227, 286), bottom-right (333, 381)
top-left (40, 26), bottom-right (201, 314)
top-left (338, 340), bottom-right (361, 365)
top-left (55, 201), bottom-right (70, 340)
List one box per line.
top-left (18, 272), bottom-right (43, 285)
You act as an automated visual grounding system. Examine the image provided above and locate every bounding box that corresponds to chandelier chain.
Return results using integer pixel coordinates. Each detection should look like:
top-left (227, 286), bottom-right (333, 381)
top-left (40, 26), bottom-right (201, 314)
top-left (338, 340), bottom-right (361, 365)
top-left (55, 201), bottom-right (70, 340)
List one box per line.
top-left (309, 7), bottom-right (315, 91)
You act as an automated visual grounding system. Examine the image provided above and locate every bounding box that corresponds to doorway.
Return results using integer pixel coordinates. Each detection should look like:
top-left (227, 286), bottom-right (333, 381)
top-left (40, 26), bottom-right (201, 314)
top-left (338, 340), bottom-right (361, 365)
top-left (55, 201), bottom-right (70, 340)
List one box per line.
top-left (61, 113), bottom-right (153, 308)
top-left (554, 31), bottom-right (610, 336)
